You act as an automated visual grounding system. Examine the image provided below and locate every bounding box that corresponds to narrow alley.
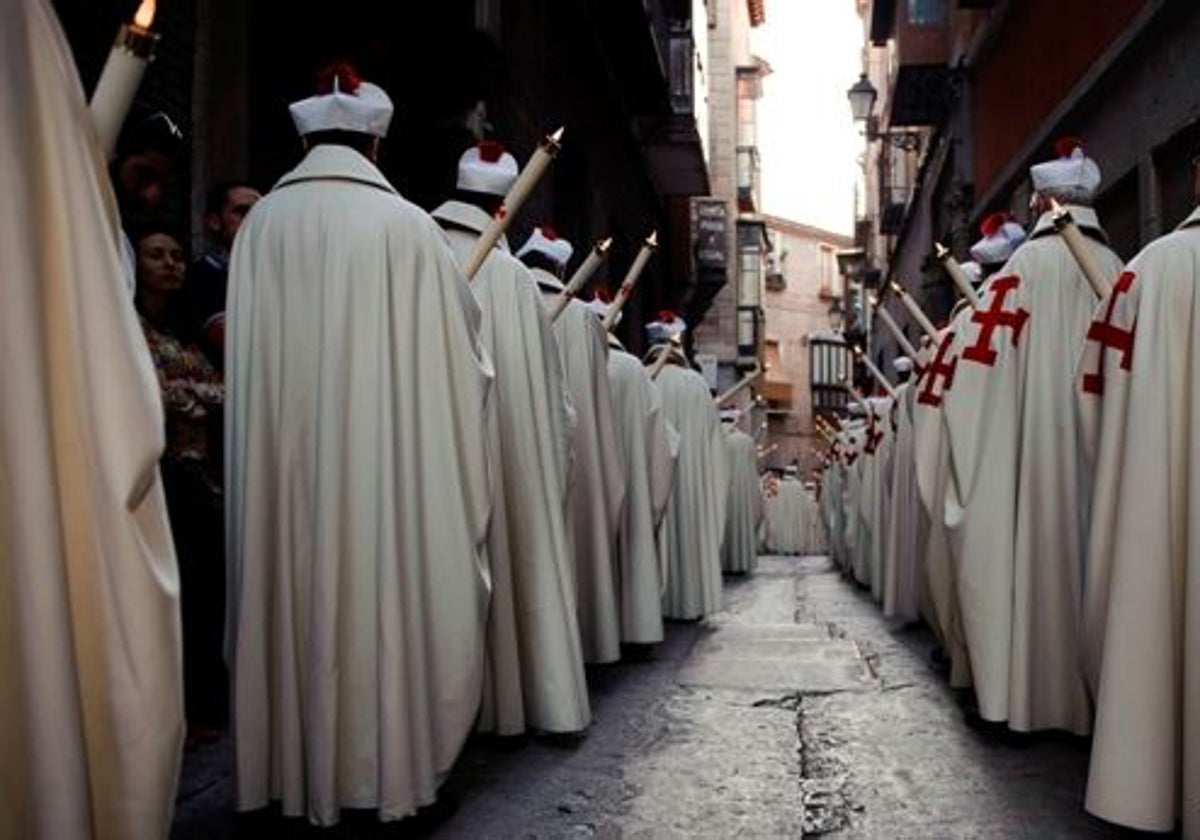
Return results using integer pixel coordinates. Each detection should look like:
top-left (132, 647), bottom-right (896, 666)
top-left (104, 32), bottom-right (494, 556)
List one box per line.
top-left (174, 557), bottom-right (1117, 839)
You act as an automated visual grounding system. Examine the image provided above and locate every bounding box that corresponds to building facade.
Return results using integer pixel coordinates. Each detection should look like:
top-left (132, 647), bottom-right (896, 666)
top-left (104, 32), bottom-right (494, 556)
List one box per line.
top-left (55, 0), bottom-right (712, 353)
top-left (760, 216), bottom-right (854, 472)
top-left (690, 0), bottom-right (770, 393)
top-left (849, 0), bottom-right (1200, 373)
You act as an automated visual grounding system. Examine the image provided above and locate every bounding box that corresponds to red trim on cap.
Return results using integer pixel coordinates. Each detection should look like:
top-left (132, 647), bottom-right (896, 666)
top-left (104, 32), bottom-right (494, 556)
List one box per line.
top-left (1054, 136), bottom-right (1085, 159)
top-left (541, 224), bottom-right (559, 240)
top-left (478, 139), bottom-right (505, 163)
top-left (656, 309), bottom-right (677, 323)
top-left (980, 211), bottom-right (1010, 237)
top-left (316, 62), bottom-right (362, 95)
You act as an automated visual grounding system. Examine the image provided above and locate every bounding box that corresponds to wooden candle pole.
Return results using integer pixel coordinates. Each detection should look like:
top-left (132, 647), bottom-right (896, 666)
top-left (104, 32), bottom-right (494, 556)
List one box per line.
top-left (934, 242), bottom-right (983, 309)
top-left (1049, 198), bottom-right (1113, 298)
top-left (464, 127), bottom-right (564, 281)
top-left (602, 231), bottom-right (659, 332)
top-left (889, 281), bottom-right (940, 342)
top-left (550, 236), bottom-right (613, 322)
top-left (90, 0), bottom-right (160, 160)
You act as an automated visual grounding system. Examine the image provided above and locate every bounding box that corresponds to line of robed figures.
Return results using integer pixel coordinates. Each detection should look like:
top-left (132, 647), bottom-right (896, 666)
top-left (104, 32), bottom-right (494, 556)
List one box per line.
top-left (818, 137), bottom-right (1200, 838)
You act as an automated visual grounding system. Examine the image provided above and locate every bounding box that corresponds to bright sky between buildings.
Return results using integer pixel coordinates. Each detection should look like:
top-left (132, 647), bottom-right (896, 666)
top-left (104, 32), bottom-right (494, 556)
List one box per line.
top-left (752, 1), bottom-right (863, 236)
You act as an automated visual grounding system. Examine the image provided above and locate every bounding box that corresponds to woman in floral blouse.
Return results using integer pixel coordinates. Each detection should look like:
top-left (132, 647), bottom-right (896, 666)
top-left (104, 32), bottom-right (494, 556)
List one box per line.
top-left (134, 225), bottom-right (227, 746)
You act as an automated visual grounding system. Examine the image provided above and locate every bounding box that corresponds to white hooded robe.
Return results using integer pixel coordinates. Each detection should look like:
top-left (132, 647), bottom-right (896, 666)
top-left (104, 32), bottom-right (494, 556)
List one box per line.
top-left (432, 201), bottom-right (589, 735)
top-left (1076, 209), bottom-right (1200, 835)
top-left (606, 339), bottom-right (676, 643)
top-left (226, 146), bottom-right (492, 825)
top-left (655, 363), bottom-right (730, 619)
top-left (0, 2), bottom-right (183, 836)
top-left (536, 271), bottom-right (626, 664)
top-left (941, 207), bottom-right (1122, 733)
top-left (721, 427), bottom-right (762, 572)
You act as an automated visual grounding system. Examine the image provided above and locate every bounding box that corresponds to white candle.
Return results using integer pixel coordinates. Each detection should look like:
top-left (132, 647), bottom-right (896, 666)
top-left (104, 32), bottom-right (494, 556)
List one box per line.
top-left (602, 231), bottom-right (659, 332)
top-left (1049, 199), bottom-right (1113, 298)
top-left (871, 297), bottom-right (920, 360)
top-left (714, 362), bottom-right (763, 406)
top-left (935, 242), bottom-right (983, 308)
top-left (853, 345), bottom-right (898, 399)
top-left (889, 281), bottom-right (940, 342)
top-left (550, 236), bottom-right (612, 322)
top-left (464, 127), bottom-right (565, 281)
top-left (648, 335), bottom-right (681, 379)
top-left (89, 1), bottom-right (159, 161)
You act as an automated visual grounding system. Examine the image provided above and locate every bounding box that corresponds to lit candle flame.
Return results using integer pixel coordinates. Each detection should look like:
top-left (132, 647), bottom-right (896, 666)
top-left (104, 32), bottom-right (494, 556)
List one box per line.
top-left (934, 242), bottom-right (950, 259)
top-left (548, 126), bottom-right (565, 145)
top-left (889, 281), bottom-right (905, 295)
top-left (852, 345), bottom-right (863, 356)
top-left (646, 230), bottom-right (659, 248)
top-left (133, 0), bottom-right (156, 29)
top-left (598, 236), bottom-right (613, 253)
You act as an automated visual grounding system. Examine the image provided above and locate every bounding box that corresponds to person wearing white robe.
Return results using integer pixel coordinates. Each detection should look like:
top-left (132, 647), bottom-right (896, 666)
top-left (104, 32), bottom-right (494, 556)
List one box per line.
top-left (225, 68), bottom-right (492, 825)
top-left (1076, 203), bottom-right (1200, 835)
top-left (431, 142), bottom-right (589, 735)
top-left (801, 482), bottom-right (828, 555)
top-left (765, 468), bottom-right (808, 555)
top-left (522, 229), bottom-right (627, 664)
top-left (721, 412), bottom-right (762, 573)
top-left (859, 397), bottom-right (894, 601)
top-left (883, 363), bottom-right (924, 624)
top-left (940, 139), bottom-right (1123, 735)
top-left (0, 2), bottom-right (183, 836)
top-left (593, 305), bottom-right (675, 644)
top-left (650, 317), bottom-right (730, 618)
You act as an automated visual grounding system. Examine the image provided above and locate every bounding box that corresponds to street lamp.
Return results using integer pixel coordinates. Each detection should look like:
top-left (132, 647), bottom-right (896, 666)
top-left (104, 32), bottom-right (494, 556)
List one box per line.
top-left (847, 73), bottom-right (877, 122)
top-left (827, 297), bottom-right (845, 332)
top-left (846, 73), bottom-right (922, 152)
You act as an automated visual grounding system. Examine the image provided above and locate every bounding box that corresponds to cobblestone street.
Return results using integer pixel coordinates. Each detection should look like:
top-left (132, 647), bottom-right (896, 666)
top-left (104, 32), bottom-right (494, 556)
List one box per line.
top-left (172, 555), bottom-right (1132, 838)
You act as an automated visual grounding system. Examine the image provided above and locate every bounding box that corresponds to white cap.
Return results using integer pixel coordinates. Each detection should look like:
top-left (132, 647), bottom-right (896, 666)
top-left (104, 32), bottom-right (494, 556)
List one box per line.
top-left (517, 225), bottom-right (574, 268)
top-left (457, 140), bottom-right (518, 196)
top-left (289, 64), bottom-right (393, 138)
top-left (646, 311), bottom-right (687, 343)
top-left (893, 356), bottom-right (914, 374)
top-left (1030, 137), bottom-right (1102, 203)
top-left (959, 260), bottom-right (984, 285)
top-left (585, 294), bottom-right (612, 321)
top-left (969, 213), bottom-right (1027, 266)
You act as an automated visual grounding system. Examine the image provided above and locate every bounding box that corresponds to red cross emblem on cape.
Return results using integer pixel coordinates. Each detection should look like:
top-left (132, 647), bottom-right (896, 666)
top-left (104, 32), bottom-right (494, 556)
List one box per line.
top-left (917, 330), bottom-right (958, 408)
top-left (961, 274), bottom-right (1030, 367)
top-left (844, 441), bottom-right (860, 466)
top-left (1081, 270), bottom-right (1137, 396)
top-left (864, 416), bottom-right (884, 455)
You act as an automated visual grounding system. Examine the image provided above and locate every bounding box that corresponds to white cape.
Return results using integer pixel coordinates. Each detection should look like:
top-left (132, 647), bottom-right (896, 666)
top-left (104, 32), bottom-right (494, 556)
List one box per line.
top-left (1077, 209), bottom-right (1200, 834)
top-left (655, 363), bottom-right (730, 619)
top-left (883, 383), bottom-right (924, 623)
top-left (764, 476), bottom-right (807, 555)
top-left (0, 3), bottom-right (183, 837)
top-left (227, 146), bottom-right (492, 825)
top-left (721, 428), bottom-right (761, 572)
top-left (911, 329), bottom-right (972, 690)
top-left (433, 201), bottom-right (589, 734)
top-left (942, 207), bottom-right (1122, 733)
top-left (537, 271), bottom-right (626, 664)
top-left (606, 341), bottom-right (676, 643)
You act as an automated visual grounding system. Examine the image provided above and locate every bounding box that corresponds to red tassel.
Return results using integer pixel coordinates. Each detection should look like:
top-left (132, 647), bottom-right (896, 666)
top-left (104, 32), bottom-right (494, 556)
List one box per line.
top-left (477, 139), bottom-right (505, 163)
top-left (980, 211), bottom-right (1009, 237)
top-left (315, 61), bottom-right (362, 95)
top-left (656, 309), bottom-right (677, 323)
top-left (1054, 136), bottom-right (1085, 159)
top-left (541, 224), bottom-right (559, 241)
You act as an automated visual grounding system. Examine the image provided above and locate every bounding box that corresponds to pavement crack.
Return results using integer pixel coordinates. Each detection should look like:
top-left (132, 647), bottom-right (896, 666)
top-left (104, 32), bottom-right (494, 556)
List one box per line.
top-left (796, 697), bottom-right (854, 838)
